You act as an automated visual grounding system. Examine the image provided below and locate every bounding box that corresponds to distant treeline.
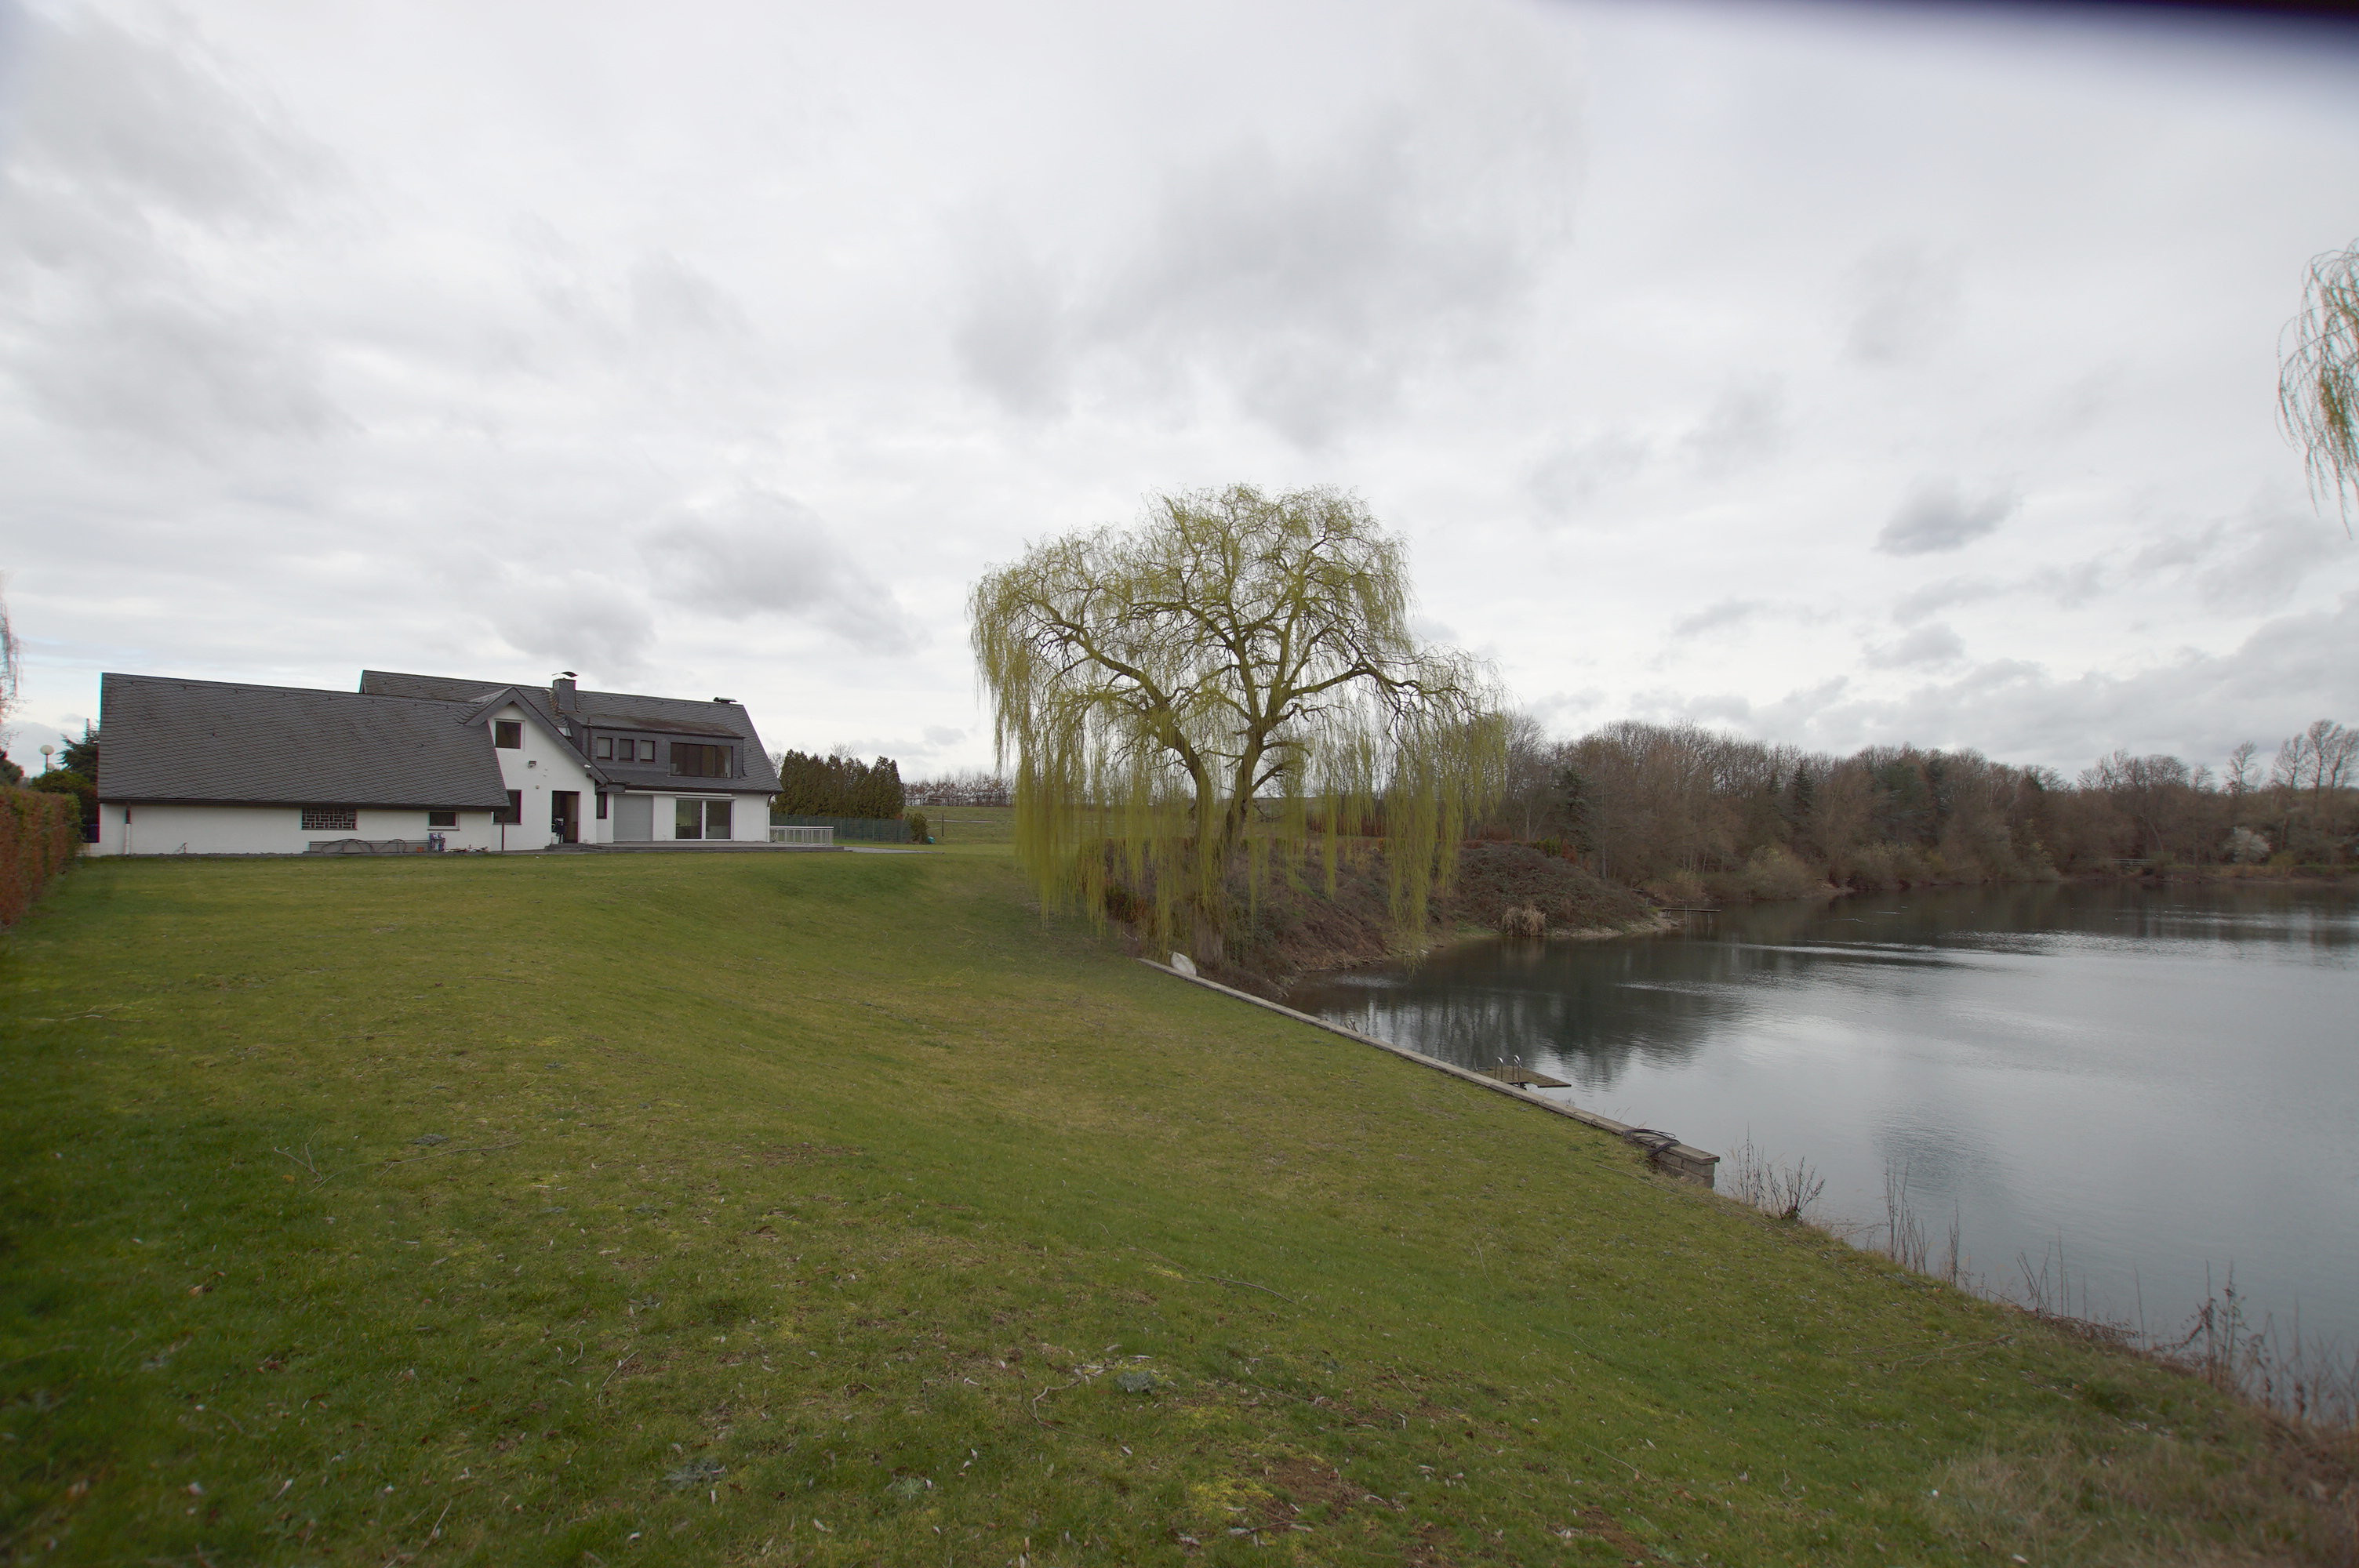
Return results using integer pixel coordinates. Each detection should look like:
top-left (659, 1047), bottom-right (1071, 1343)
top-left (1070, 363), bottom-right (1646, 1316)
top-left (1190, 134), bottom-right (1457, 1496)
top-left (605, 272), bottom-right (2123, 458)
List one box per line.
top-left (1481, 717), bottom-right (2357, 902)
top-left (770, 750), bottom-right (905, 819)
top-left (906, 769), bottom-right (1013, 807)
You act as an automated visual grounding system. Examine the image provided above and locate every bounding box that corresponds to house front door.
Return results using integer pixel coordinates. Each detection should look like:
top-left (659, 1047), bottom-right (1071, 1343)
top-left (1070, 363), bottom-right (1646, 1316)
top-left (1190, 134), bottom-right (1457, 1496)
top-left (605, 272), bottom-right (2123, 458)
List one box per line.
top-left (551, 791), bottom-right (580, 845)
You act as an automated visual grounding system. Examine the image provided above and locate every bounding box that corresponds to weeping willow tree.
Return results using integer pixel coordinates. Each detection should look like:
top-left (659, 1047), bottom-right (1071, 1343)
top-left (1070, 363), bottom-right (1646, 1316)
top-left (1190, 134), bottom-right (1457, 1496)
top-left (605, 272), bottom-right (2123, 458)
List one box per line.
top-left (970, 485), bottom-right (1506, 959)
top-left (2281, 238), bottom-right (2359, 533)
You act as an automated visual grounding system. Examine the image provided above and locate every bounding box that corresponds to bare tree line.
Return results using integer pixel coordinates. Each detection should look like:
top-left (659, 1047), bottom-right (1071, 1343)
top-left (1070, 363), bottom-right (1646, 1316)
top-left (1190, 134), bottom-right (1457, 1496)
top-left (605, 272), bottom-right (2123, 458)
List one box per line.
top-left (904, 769), bottom-right (1014, 808)
top-left (1485, 717), bottom-right (2358, 901)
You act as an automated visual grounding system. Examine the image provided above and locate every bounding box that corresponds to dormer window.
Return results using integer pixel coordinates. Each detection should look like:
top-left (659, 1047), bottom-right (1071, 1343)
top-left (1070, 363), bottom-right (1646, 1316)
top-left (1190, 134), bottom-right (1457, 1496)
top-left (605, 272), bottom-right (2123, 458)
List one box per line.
top-left (669, 742), bottom-right (735, 778)
top-left (493, 720), bottom-right (522, 749)
top-left (594, 737), bottom-right (613, 760)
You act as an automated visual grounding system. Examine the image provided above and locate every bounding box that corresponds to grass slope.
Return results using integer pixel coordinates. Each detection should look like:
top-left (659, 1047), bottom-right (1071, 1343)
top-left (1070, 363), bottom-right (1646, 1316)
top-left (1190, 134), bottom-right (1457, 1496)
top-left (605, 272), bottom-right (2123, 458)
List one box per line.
top-left (0, 852), bottom-right (2341, 1566)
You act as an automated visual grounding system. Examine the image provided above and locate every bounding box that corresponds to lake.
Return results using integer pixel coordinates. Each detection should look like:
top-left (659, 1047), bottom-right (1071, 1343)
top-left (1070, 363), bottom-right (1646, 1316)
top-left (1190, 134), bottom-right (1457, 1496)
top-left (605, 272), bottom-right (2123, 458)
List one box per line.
top-left (1284, 880), bottom-right (2359, 1348)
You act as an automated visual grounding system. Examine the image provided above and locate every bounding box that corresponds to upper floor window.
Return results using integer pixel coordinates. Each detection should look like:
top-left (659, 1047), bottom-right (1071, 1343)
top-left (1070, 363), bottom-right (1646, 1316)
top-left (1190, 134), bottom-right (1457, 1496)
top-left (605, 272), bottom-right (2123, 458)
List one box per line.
top-left (594, 737), bottom-right (613, 760)
top-left (493, 720), bottom-right (522, 749)
top-left (669, 742), bottom-right (735, 778)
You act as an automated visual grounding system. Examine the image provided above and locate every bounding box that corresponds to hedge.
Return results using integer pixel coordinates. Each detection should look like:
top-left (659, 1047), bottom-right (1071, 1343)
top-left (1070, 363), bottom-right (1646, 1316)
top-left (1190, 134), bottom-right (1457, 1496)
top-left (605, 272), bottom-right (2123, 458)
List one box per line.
top-left (1, 787), bottom-right (79, 928)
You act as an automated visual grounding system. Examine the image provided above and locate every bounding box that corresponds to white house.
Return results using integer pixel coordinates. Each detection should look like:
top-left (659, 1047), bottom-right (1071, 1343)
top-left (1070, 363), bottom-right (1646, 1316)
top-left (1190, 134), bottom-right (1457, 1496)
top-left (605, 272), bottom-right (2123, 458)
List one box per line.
top-left (93, 670), bottom-right (784, 856)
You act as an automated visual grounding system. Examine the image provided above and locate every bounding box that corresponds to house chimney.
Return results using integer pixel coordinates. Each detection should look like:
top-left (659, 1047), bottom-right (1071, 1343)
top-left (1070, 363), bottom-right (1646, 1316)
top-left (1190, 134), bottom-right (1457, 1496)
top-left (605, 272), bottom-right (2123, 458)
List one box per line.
top-left (553, 673), bottom-right (578, 713)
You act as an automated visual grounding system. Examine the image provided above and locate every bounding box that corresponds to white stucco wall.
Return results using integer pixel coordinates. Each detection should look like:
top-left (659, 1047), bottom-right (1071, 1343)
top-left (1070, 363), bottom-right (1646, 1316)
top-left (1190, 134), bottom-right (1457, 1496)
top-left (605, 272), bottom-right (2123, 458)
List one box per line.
top-left (489, 702), bottom-right (602, 849)
top-left (95, 804), bottom-right (501, 856)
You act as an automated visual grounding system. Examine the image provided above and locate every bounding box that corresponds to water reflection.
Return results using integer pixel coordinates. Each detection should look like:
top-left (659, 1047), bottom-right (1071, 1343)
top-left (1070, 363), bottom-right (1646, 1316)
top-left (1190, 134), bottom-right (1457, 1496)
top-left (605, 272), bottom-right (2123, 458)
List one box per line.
top-left (1285, 880), bottom-right (2359, 1345)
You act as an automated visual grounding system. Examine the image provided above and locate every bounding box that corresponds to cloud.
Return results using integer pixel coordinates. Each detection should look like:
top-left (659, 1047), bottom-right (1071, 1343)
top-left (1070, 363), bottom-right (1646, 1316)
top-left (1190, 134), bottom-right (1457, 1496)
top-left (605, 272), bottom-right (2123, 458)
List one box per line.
top-left (1679, 380), bottom-right (1785, 478)
top-left (12, 292), bottom-right (340, 444)
top-left (954, 240), bottom-right (1070, 419)
top-left (1670, 598), bottom-right (1765, 637)
top-left (1876, 479), bottom-right (2019, 555)
top-left (1874, 621), bottom-right (1966, 667)
top-left (1892, 576), bottom-right (2003, 626)
top-left (1678, 594), bottom-right (2359, 766)
top-left (923, 725), bottom-right (966, 747)
top-left (954, 13), bottom-right (1582, 445)
top-left (628, 252), bottom-right (751, 342)
top-left (1891, 559), bottom-right (2108, 625)
top-left (0, 8), bottom-right (322, 230)
top-left (5, 0), bottom-right (2358, 786)
top-left (0, 8), bottom-right (338, 448)
top-left (1844, 241), bottom-right (1961, 365)
top-left (1528, 427), bottom-right (1652, 515)
top-left (640, 490), bottom-right (918, 654)
top-left (489, 571), bottom-right (655, 681)
top-left (2128, 502), bottom-right (2344, 615)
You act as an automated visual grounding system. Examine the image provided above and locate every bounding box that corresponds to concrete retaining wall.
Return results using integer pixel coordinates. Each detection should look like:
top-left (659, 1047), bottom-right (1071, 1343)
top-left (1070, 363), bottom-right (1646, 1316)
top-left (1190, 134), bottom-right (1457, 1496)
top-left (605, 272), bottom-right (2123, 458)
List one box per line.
top-left (1138, 958), bottom-right (1720, 1186)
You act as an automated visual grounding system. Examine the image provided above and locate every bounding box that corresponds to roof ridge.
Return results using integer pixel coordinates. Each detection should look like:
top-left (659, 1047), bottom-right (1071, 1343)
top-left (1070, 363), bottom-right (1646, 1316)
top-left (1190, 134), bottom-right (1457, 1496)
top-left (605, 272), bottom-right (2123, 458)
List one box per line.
top-left (108, 672), bottom-right (472, 706)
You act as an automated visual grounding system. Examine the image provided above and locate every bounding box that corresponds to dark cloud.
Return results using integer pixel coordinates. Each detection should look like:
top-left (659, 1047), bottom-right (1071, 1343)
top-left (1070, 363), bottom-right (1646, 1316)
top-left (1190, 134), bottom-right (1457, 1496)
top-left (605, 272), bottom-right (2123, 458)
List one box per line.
top-left (640, 491), bottom-right (918, 655)
top-left (1875, 479), bottom-right (2019, 555)
top-left (1874, 621), bottom-right (1967, 667)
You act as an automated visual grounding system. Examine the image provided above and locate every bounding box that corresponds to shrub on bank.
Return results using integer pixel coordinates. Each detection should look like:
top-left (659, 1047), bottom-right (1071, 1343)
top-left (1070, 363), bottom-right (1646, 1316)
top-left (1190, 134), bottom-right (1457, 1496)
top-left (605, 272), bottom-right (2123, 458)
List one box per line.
top-left (1, 786), bottom-right (78, 927)
top-left (1725, 845), bottom-right (1824, 902)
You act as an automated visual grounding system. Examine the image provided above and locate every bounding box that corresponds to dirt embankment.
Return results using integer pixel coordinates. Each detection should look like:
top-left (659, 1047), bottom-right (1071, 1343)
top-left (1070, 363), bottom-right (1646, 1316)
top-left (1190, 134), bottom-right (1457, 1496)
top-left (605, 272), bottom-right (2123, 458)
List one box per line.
top-left (1125, 841), bottom-right (1667, 994)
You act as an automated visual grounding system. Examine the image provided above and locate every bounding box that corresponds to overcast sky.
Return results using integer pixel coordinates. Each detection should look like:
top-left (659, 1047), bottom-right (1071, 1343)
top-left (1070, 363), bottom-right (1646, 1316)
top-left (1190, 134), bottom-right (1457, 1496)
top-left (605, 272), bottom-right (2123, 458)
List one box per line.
top-left (3, 0), bottom-right (2357, 779)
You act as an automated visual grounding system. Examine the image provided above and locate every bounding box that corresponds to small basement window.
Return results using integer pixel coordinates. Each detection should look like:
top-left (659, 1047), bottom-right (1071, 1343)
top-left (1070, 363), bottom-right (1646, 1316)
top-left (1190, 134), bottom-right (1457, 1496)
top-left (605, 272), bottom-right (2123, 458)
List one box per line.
top-left (300, 806), bottom-right (357, 832)
top-left (427, 809), bottom-right (459, 828)
top-left (494, 720), bottom-right (522, 749)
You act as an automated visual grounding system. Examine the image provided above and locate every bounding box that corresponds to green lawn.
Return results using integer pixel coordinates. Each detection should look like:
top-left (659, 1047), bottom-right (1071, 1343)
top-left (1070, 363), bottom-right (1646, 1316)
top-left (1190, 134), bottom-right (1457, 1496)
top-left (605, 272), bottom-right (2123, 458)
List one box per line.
top-left (0, 851), bottom-right (2339, 1565)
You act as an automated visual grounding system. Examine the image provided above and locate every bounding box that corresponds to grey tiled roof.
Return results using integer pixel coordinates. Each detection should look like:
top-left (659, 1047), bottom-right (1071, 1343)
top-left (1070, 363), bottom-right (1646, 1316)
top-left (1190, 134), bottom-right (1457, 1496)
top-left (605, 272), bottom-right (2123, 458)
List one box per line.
top-left (99, 673), bottom-right (513, 808)
top-left (355, 671), bottom-right (508, 703)
top-left (360, 670), bottom-right (783, 793)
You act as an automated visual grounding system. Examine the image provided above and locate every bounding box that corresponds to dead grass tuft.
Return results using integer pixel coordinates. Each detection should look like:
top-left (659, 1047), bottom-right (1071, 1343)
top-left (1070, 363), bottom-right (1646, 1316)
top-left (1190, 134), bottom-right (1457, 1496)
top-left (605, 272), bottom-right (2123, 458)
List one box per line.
top-left (1931, 1417), bottom-right (2359, 1566)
